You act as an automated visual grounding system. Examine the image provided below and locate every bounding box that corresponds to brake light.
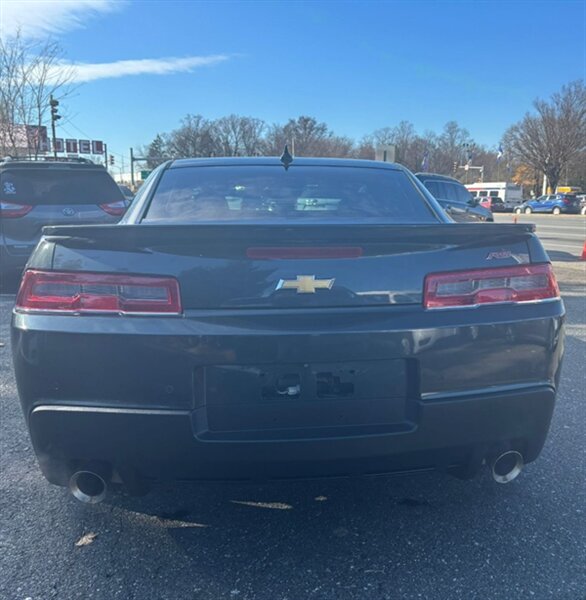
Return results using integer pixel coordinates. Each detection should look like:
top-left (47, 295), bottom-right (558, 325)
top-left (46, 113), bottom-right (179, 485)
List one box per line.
top-left (424, 264), bottom-right (559, 309)
top-left (0, 201), bottom-right (33, 218)
top-left (247, 246), bottom-right (363, 259)
top-left (99, 200), bottom-right (127, 216)
top-left (16, 270), bottom-right (182, 315)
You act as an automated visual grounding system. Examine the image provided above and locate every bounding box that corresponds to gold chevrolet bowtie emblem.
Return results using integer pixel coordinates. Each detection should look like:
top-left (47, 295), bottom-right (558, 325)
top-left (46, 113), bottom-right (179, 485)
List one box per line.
top-left (276, 275), bottom-right (335, 294)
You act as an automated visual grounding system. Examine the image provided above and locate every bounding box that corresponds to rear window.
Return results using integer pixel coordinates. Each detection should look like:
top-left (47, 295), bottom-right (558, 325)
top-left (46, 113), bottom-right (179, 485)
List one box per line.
top-left (144, 165), bottom-right (438, 223)
top-left (0, 168), bottom-right (123, 205)
top-left (422, 179), bottom-right (471, 204)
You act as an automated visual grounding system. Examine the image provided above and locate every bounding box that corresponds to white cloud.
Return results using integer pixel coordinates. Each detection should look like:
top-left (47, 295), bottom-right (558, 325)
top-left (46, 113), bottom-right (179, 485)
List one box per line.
top-left (50, 55), bottom-right (230, 83)
top-left (1, 0), bottom-right (121, 39)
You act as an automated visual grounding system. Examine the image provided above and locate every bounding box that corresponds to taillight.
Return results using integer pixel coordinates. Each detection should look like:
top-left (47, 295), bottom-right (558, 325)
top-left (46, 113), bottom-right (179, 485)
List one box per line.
top-left (0, 201), bottom-right (33, 218)
top-left (16, 270), bottom-right (182, 315)
top-left (424, 264), bottom-right (559, 309)
top-left (99, 200), bottom-right (127, 216)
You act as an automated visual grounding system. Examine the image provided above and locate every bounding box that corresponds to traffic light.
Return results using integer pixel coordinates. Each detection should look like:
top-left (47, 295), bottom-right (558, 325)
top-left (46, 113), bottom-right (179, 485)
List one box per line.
top-left (49, 96), bottom-right (61, 122)
top-left (109, 155), bottom-right (115, 166)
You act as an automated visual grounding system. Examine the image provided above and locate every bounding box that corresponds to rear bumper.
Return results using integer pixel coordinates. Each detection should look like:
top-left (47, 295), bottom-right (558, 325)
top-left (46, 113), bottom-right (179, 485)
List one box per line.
top-left (12, 300), bottom-right (564, 487)
top-left (29, 385), bottom-right (556, 486)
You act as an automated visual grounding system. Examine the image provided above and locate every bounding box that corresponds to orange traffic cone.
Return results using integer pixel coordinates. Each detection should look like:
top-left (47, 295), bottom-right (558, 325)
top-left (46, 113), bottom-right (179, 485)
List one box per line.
top-left (581, 241), bottom-right (586, 261)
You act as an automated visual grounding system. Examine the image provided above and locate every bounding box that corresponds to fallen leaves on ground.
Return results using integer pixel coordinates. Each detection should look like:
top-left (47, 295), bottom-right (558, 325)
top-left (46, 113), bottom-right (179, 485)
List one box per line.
top-left (75, 532), bottom-right (98, 547)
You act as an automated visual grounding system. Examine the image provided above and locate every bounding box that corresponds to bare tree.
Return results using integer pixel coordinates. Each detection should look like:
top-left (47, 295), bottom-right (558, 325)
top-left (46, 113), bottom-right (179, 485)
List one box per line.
top-left (211, 115), bottom-right (266, 156)
top-left (504, 81), bottom-right (586, 193)
top-left (0, 30), bottom-right (73, 157)
top-left (165, 114), bottom-right (215, 158)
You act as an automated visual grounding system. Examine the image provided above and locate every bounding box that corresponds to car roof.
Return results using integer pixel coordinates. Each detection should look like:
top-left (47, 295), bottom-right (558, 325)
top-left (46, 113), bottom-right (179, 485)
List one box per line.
top-left (414, 172), bottom-right (464, 184)
top-left (168, 156), bottom-right (406, 171)
top-left (0, 159), bottom-right (105, 171)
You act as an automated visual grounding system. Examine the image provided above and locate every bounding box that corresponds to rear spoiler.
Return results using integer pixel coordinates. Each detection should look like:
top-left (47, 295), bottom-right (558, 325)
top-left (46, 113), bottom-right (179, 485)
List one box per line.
top-left (42, 222), bottom-right (536, 245)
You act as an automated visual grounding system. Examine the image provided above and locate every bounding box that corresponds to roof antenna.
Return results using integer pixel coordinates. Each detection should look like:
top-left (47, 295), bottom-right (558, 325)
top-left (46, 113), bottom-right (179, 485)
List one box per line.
top-left (280, 145), bottom-right (293, 170)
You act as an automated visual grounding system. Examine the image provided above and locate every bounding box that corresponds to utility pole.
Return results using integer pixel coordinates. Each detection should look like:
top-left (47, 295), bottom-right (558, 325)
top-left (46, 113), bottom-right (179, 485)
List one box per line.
top-left (130, 147), bottom-right (135, 188)
top-left (104, 143), bottom-right (109, 170)
top-left (49, 95), bottom-right (61, 158)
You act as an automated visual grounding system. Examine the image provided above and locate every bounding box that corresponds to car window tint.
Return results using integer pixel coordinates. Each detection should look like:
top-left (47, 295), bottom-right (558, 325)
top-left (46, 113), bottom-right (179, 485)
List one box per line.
top-left (454, 184), bottom-right (473, 203)
top-left (145, 165), bottom-right (439, 223)
top-left (443, 183), bottom-right (461, 203)
top-left (422, 180), bottom-right (443, 198)
top-left (0, 169), bottom-right (123, 205)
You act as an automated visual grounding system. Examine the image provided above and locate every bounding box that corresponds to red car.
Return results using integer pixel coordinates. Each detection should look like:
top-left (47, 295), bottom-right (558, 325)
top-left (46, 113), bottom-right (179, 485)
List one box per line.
top-left (480, 197), bottom-right (507, 213)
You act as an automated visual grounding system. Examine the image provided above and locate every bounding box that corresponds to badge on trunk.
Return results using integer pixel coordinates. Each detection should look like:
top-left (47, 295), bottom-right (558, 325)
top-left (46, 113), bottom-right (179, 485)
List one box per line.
top-left (276, 276), bottom-right (335, 294)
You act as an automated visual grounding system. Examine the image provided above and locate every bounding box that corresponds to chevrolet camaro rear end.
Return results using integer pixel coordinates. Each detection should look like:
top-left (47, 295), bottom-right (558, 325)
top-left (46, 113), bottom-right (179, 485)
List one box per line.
top-left (11, 158), bottom-right (565, 501)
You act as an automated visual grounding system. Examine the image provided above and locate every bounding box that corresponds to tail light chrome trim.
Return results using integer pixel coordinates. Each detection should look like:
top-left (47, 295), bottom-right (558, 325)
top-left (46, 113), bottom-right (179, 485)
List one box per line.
top-left (15, 270), bottom-right (182, 316)
top-left (424, 264), bottom-right (560, 310)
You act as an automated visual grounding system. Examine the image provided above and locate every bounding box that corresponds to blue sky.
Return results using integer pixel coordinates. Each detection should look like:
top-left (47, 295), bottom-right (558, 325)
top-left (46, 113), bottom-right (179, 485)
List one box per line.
top-left (3, 0), bottom-right (585, 164)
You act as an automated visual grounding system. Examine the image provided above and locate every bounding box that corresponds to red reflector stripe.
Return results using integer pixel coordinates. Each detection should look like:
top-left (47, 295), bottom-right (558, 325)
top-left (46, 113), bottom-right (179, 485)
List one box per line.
top-left (424, 264), bottom-right (559, 309)
top-left (246, 247), bottom-right (363, 259)
top-left (16, 270), bottom-right (182, 315)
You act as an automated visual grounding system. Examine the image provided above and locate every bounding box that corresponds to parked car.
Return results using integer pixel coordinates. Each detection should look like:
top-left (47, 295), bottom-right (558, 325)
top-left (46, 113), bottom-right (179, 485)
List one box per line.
top-left (1, 158), bottom-right (128, 276)
top-left (12, 157), bottom-right (564, 503)
top-left (118, 184), bottom-right (134, 202)
top-left (515, 194), bottom-right (581, 215)
top-left (479, 196), bottom-right (507, 213)
top-left (415, 172), bottom-right (493, 222)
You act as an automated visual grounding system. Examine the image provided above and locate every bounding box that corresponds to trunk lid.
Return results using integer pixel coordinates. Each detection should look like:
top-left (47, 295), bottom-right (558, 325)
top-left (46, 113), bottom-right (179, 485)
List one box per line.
top-left (44, 223), bottom-right (536, 310)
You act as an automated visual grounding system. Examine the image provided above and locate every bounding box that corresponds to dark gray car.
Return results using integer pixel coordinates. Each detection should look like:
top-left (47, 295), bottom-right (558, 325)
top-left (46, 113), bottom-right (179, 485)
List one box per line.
top-left (415, 172), bottom-right (494, 222)
top-left (1, 158), bottom-right (127, 276)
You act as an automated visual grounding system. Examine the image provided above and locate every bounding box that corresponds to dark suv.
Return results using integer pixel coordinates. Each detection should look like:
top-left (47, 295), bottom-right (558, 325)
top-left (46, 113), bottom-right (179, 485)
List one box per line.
top-left (415, 172), bottom-right (493, 222)
top-left (1, 158), bottom-right (128, 276)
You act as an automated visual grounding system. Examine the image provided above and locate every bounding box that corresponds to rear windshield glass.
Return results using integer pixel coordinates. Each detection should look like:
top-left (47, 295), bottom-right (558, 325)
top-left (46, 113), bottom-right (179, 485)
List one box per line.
top-left (0, 169), bottom-right (123, 205)
top-left (144, 165), bottom-right (438, 223)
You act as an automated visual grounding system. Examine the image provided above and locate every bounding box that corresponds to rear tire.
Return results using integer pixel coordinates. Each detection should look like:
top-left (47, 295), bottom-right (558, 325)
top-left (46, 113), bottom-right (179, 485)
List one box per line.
top-left (514, 207), bottom-right (523, 214)
top-left (581, 206), bottom-right (586, 215)
top-left (552, 207), bottom-right (561, 215)
top-left (524, 207), bottom-right (532, 214)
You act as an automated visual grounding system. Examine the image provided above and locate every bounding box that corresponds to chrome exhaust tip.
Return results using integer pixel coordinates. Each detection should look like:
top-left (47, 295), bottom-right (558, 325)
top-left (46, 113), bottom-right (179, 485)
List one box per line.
top-left (69, 470), bottom-right (108, 504)
top-left (491, 450), bottom-right (524, 484)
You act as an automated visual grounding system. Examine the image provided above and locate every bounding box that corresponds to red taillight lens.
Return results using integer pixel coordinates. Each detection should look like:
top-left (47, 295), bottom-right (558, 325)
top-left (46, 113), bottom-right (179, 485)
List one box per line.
top-left (0, 201), bottom-right (33, 218)
top-left (16, 270), bottom-right (182, 315)
top-left (99, 200), bottom-right (128, 216)
top-left (424, 264), bottom-right (559, 309)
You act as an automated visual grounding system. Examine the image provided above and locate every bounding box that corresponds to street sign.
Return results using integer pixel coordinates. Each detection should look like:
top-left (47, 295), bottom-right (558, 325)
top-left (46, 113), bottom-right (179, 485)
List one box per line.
top-left (140, 170), bottom-right (152, 179)
top-left (375, 145), bottom-right (396, 162)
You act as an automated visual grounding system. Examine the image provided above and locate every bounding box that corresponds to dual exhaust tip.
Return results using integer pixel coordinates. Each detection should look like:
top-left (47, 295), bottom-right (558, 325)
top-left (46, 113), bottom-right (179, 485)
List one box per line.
top-left (69, 470), bottom-right (108, 504)
top-left (491, 450), bottom-right (524, 484)
top-left (67, 451), bottom-right (525, 503)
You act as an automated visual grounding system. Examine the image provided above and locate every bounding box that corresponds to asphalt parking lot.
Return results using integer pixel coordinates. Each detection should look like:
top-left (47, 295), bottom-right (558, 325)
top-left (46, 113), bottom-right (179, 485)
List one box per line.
top-left (1, 248), bottom-right (584, 600)
top-left (493, 213), bottom-right (585, 260)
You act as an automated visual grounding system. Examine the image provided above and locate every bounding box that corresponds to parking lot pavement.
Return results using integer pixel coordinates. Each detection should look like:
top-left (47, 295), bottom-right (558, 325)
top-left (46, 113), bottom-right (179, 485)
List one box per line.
top-left (494, 213), bottom-right (586, 260)
top-left (1, 264), bottom-right (585, 600)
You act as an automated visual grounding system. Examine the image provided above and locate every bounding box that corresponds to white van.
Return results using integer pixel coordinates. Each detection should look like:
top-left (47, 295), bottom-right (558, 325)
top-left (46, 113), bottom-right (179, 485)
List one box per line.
top-left (465, 182), bottom-right (524, 211)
